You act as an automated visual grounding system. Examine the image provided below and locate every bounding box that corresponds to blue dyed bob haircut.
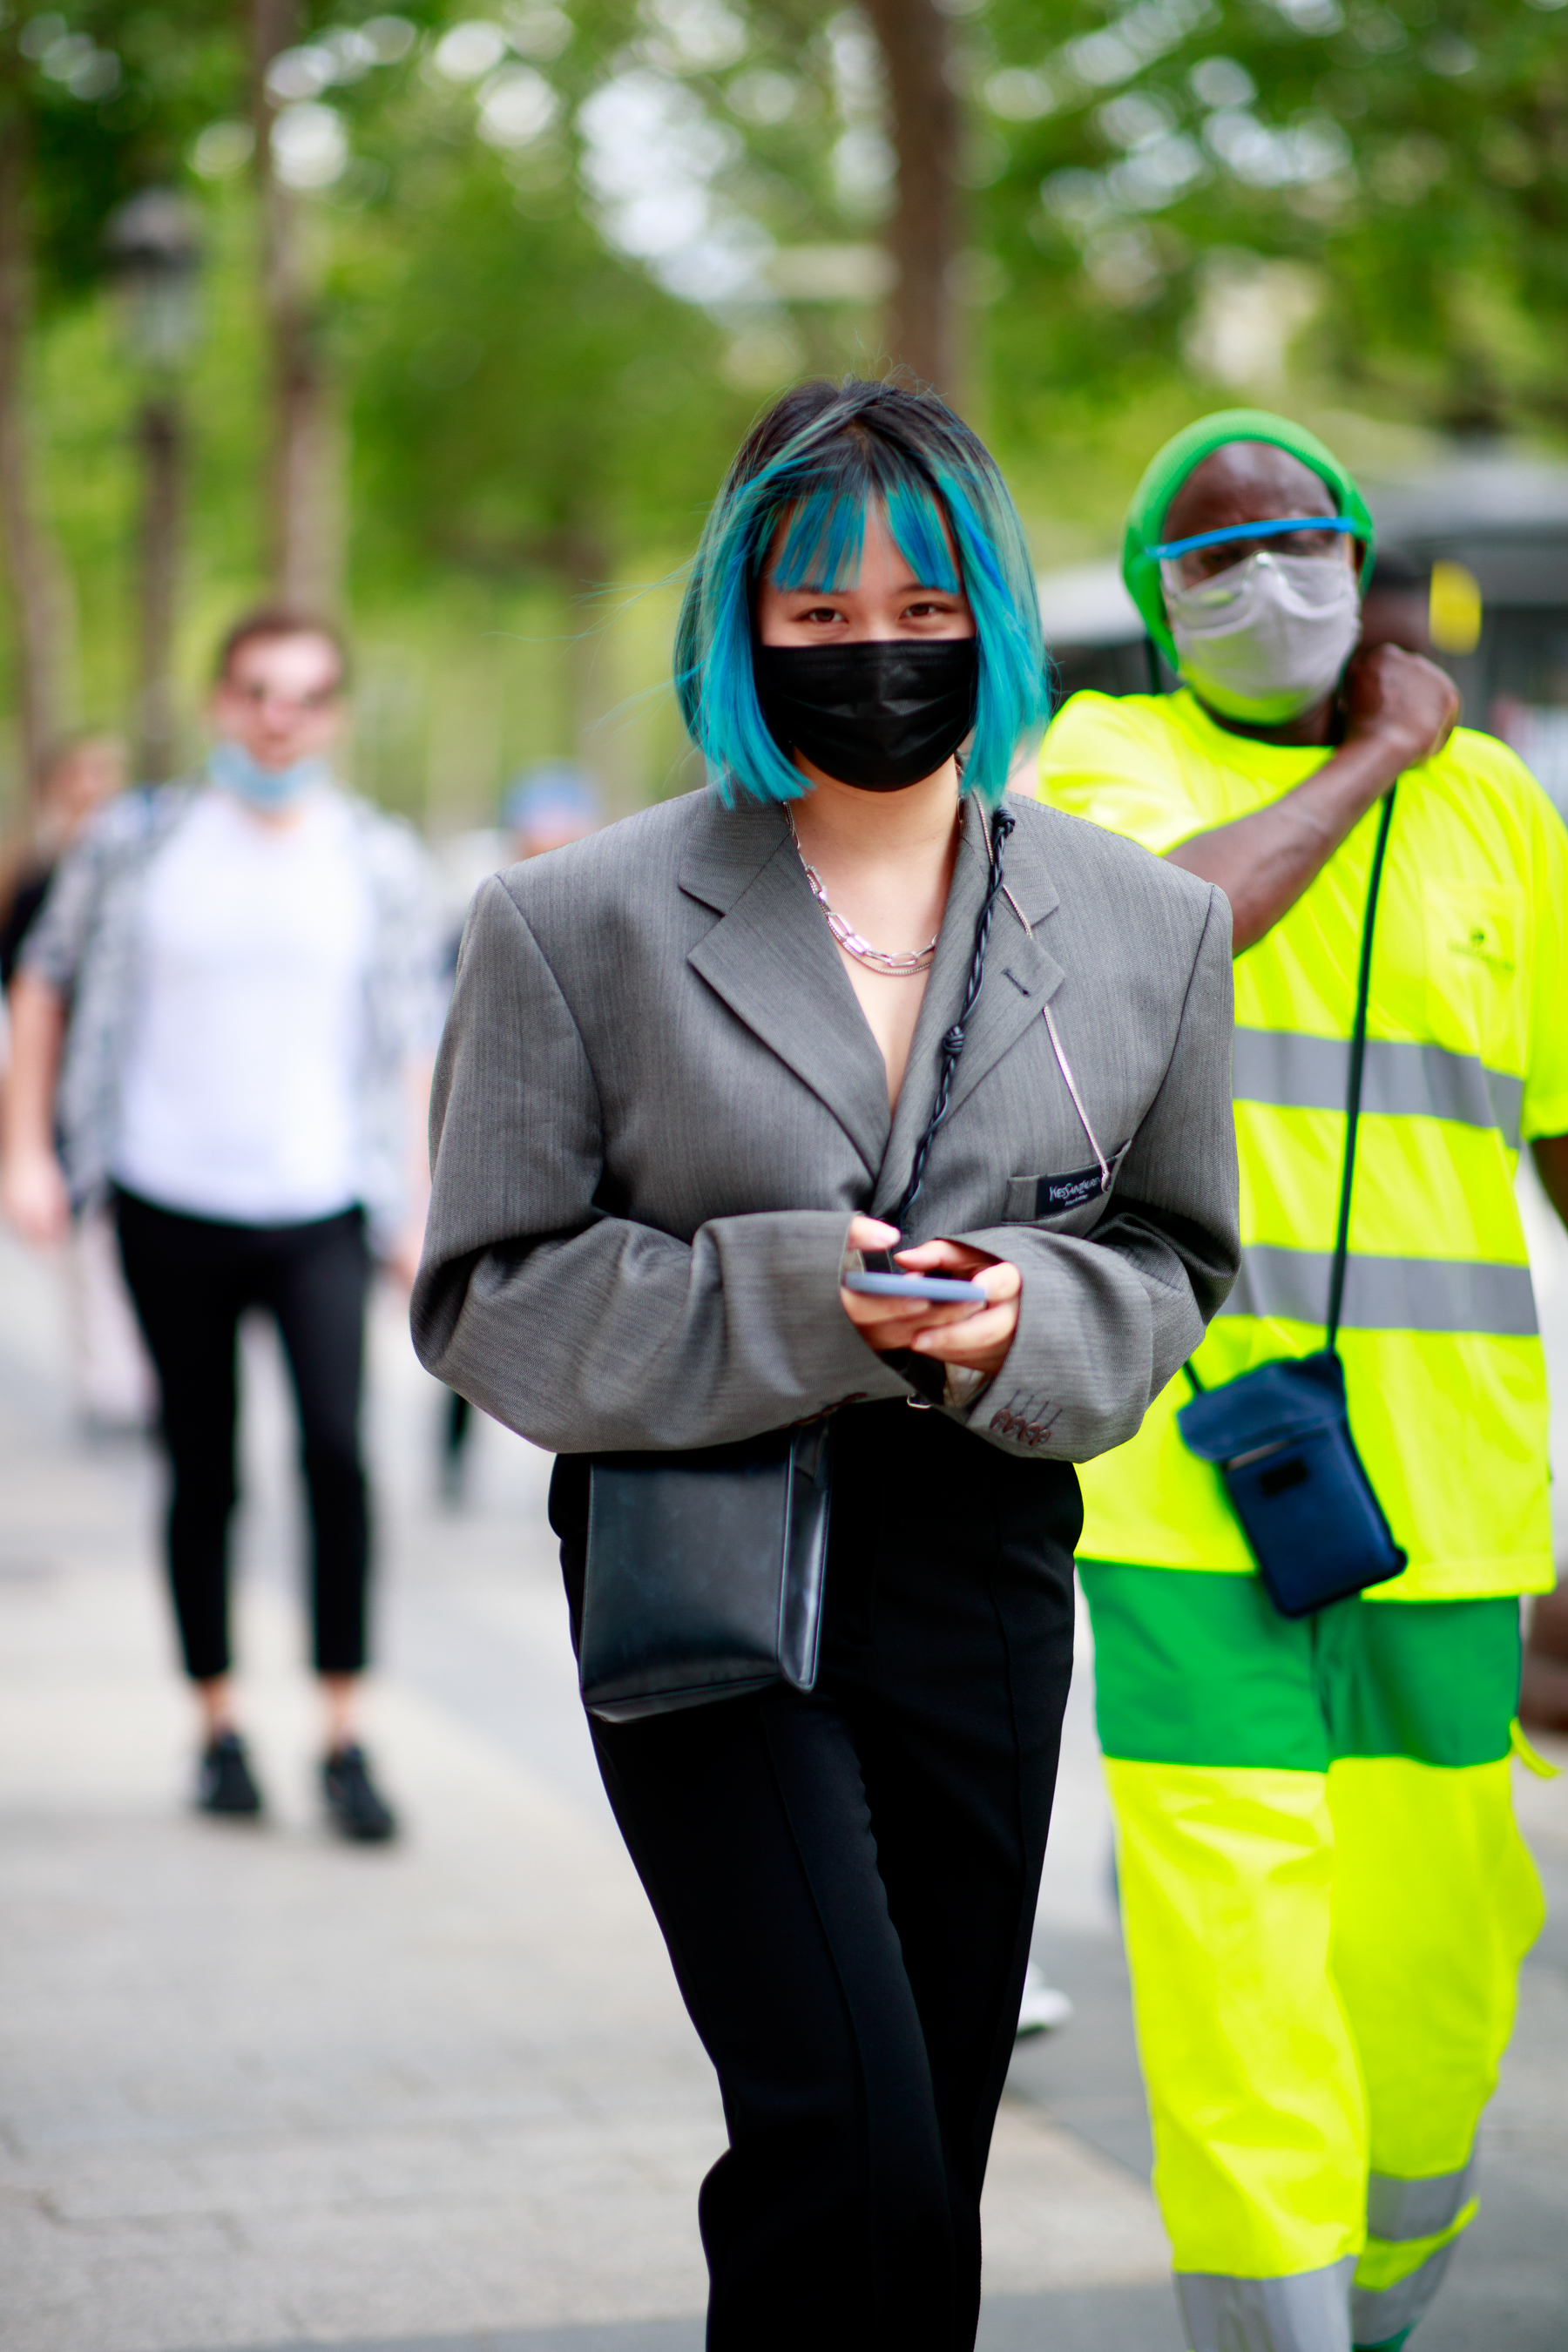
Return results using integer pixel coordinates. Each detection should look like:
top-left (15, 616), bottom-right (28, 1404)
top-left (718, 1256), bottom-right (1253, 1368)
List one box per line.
top-left (675, 378), bottom-right (1049, 808)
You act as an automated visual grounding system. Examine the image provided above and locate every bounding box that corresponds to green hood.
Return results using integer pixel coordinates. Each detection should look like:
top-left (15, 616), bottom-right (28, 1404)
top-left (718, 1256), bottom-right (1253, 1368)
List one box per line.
top-left (1122, 409), bottom-right (1376, 666)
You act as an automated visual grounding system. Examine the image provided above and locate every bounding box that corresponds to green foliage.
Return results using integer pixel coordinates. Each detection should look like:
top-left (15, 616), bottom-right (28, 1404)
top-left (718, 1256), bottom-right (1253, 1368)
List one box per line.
top-left (341, 93), bottom-right (747, 580)
top-left (9, 0), bottom-right (240, 306)
top-left (7, 0), bottom-right (1568, 828)
top-left (970, 0), bottom-right (1568, 440)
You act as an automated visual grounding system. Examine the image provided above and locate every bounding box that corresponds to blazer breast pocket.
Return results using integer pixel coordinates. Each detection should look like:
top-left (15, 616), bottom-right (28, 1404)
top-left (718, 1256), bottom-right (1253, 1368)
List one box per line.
top-left (1004, 1143), bottom-right (1129, 1238)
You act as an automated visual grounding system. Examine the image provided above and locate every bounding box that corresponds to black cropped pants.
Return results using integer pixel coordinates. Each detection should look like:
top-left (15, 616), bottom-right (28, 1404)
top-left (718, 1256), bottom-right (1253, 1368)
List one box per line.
top-left (114, 1186), bottom-right (371, 1682)
top-left (551, 1400), bottom-right (1080, 2352)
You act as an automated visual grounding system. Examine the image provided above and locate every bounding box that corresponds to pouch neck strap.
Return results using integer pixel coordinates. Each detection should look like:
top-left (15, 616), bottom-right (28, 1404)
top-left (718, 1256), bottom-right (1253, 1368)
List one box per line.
top-left (1325, 786), bottom-right (1397, 1352)
top-left (1185, 784), bottom-right (1396, 1395)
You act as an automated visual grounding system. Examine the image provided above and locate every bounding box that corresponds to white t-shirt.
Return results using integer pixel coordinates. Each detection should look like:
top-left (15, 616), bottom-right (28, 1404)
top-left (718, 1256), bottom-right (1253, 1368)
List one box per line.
top-left (113, 788), bottom-right (375, 1226)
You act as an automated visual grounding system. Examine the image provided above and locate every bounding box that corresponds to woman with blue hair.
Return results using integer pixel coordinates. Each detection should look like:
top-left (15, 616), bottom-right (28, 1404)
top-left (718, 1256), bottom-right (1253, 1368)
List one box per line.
top-left (414, 378), bottom-right (1239, 2347)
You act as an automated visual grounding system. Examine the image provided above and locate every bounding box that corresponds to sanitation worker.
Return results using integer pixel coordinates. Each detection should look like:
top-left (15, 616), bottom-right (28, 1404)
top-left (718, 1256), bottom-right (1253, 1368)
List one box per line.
top-left (1038, 409), bottom-right (1568, 2352)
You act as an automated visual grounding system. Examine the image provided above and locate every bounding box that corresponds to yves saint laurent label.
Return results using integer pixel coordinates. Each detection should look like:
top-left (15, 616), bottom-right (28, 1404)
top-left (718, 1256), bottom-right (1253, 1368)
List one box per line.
top-left (1035, 1163), bottom-right (1105, 1216)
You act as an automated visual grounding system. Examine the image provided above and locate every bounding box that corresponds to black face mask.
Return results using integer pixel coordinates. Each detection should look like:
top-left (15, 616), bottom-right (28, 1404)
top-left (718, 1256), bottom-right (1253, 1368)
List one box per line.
top-left (753, 639), bottom-right (978, 792)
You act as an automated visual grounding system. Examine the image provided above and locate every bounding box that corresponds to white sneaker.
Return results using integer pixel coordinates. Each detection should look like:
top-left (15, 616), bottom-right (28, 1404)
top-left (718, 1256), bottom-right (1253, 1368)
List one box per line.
top-left (1014, 1959), bottom-right (1073, 2038)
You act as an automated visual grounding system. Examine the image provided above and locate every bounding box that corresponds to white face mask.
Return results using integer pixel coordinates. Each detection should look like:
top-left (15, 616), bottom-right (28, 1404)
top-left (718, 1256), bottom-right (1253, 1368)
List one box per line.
top-left (1162, 548), bottom-right (1362, 724)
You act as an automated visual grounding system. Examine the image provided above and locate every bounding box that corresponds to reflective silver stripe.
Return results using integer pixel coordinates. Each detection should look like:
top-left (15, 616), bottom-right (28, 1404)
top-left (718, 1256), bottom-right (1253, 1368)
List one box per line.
top-left (1367, 2156), bottom-right (1477, 2242)
top-left (1219, 1247), bottom-right (1538, 1337)
top-left (1178, 2257), bottom-right (1355, 2352)
top-left (1350, 2237), bottom-right (1460, 2342)
top-left (1232, 1028), bottom-right (1524, 1149)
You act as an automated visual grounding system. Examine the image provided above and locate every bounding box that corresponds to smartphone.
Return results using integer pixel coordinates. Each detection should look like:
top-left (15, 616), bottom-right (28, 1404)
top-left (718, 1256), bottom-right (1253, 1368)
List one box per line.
top-left (842, 1271), bottom-right (988, 1304)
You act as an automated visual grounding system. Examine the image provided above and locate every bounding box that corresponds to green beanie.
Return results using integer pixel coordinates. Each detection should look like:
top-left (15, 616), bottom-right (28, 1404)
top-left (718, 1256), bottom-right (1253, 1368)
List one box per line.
top-left (1122, 408), bottom-right (1376, 666)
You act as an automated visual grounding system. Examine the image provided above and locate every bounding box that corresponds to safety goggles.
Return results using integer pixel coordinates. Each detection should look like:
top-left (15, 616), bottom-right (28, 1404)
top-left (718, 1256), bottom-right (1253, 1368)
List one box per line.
top-left (1148, 515), bottom-right (1361, 563)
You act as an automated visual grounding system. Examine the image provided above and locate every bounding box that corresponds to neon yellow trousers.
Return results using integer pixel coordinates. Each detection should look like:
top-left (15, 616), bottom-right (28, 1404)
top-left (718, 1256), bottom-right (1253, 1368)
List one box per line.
top-left (1081, 1564), bottom-right (1544, 2352)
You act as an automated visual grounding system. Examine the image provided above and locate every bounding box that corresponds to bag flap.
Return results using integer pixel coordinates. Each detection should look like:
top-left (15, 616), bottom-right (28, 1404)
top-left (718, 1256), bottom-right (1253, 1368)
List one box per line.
top-left (1177, 1353), bottom-right (1346, 1464)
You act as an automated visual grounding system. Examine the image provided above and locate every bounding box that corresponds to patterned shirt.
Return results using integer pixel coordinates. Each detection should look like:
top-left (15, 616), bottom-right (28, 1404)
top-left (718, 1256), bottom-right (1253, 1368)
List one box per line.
top-left (22, 782), bottom-right (443, 1249)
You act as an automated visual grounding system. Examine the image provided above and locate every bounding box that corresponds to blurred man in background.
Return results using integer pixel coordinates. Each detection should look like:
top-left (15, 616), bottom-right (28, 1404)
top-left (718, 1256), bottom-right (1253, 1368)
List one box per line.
top-left (0, 733), bottom-right (128, 989)
top-left (1, 733), bottom-right (156, 1434)
top-left (501, 761), bottom-right (600, 864)
top-left (1040, 410), bottom-right (1568, 2352)
top-left (0, 612), bottom-right (440, 1841)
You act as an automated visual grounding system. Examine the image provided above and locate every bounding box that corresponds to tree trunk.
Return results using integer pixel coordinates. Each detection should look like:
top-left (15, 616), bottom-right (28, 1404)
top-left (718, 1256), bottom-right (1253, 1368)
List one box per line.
top-left (252, 0), bottom-right (342, 611)
top-left (0, 91), bottom-right (75, 794)
top-left (135, 394), bottom-right (184, 782)
top-left (862, 0), bottom-right (963, 403)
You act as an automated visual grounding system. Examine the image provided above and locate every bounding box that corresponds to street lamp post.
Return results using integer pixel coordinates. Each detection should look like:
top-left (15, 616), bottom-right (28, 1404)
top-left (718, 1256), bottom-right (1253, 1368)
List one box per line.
top-left (105, 191), bottom-right (202, 784)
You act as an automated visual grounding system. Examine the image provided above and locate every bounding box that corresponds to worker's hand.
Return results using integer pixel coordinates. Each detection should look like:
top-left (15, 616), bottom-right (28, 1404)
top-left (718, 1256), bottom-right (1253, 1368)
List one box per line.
top-left (1342, 644), bottom-right (1460, 775)
top-left (840, 1215), bottom-right (1021, 1382)
top-left (0, 1144), bottom-right (71, 1247)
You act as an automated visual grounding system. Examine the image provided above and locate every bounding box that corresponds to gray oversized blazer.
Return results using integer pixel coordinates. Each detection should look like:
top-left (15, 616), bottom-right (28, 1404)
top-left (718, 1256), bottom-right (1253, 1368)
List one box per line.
top-left (412, 788), bottom-right (1239, 1463)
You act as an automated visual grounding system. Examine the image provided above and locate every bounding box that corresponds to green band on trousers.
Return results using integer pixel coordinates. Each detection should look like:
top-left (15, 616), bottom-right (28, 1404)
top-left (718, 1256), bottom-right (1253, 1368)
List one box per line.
top-left (1080, 1563), bottom-right (1543, 2352)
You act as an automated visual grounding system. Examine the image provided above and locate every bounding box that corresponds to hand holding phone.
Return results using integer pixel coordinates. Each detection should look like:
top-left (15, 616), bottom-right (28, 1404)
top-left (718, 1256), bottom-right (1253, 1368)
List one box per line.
top-left (839, 1216), bottom-right (1022, 1382)
top-left (842, 1270), bottom-right (988, 1304)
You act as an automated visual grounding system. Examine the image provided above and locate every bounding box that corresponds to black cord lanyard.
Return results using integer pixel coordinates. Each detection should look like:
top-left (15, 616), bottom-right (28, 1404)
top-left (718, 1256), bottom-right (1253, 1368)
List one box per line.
top-left (889, 807), bottom-right (1015, 1233)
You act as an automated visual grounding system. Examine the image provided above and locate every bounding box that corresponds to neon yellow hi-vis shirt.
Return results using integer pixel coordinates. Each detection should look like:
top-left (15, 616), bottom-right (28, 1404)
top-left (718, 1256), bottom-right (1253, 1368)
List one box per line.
top-left (1039, 686), bottom-right (1568, 1603)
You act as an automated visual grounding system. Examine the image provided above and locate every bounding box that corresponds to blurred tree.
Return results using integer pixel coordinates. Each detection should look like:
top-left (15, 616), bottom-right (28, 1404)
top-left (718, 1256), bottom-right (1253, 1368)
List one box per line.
top-left (862, 0), bottom-right (962, 397)
top-left (335, 3), bottom-right (756, 794)
top-left (0, 33), bottom-right (76, 786)
top-left (105, 187), bottom-right (205, 779)
top-left (279, 0), bottom-right (875, 793)
top-left (973, 0), bottom-right (1568, 448)
top-left (0, 0), bottom-right (238, 793)
top-left (253, 0), bottom-right (328, 605)
top-left (251, 0), bottom-right (381, 607)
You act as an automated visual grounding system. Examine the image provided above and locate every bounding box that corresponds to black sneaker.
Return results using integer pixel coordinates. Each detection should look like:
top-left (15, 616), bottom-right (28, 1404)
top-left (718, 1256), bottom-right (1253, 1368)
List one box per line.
top-left (197, 1730), bottom-right (264, 1817)
top-left (322, 1743), bottom-right (398, 1843)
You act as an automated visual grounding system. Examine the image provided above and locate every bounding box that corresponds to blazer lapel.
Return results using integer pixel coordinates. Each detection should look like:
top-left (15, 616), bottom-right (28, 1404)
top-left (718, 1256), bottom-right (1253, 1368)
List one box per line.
top-left (682, 800), bottom-right (892, 1179)
top-left (872, 799), bottom-right (1065, 1222)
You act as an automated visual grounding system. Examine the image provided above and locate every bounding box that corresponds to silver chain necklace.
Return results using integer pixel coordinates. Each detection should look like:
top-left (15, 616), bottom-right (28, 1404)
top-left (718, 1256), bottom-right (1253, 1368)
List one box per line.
top-left (786, 808), bottom-right (940, 978)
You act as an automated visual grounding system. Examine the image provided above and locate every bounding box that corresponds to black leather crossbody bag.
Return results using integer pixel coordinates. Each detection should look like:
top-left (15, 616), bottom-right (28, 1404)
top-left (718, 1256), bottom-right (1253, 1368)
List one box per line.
top-left (1176, 789), bottom-right (1407, 1618)
top-left (578, 810), bottom-right (1016, 1723)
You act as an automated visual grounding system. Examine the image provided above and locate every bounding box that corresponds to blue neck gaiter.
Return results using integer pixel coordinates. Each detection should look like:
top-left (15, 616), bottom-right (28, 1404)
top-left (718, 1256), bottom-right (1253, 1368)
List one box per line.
top-left (209, 739), bottom-right (330, 811)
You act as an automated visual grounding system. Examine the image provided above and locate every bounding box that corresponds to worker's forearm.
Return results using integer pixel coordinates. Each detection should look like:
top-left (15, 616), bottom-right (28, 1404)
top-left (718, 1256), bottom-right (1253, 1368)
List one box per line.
top-left (1, 974), bottom-right (68, 1160)
top-left (1166, 734), bottom-right (1403, 954)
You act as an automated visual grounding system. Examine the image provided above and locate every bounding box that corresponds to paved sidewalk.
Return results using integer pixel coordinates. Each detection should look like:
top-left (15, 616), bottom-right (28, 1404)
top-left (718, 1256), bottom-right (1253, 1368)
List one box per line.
top-left (2, 1211), bottom-right (1566, 2352)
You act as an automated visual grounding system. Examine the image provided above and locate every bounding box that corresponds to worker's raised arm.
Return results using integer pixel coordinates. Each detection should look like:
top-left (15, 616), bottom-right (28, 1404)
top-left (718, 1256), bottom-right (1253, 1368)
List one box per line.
top-left (1166, 645), bottom-right (1457, 953)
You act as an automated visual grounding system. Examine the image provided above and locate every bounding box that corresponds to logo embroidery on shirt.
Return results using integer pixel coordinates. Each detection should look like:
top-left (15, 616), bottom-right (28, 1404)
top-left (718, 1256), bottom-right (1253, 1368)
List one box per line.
top-left (1446, 921), bottom-right (1515, 978)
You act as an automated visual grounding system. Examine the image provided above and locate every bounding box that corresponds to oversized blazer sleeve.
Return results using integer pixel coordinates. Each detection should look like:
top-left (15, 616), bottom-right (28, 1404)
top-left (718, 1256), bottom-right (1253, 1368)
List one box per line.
top-left (410, 872), bottom-right (911, 1453)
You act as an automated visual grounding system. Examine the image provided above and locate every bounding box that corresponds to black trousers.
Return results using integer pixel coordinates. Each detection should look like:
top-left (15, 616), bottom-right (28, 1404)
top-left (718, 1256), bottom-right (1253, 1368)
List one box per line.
top-left (114, 1186), bottom-right (371, 1681)
top-left (551, 1401), bottom-right (1080, 2352)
